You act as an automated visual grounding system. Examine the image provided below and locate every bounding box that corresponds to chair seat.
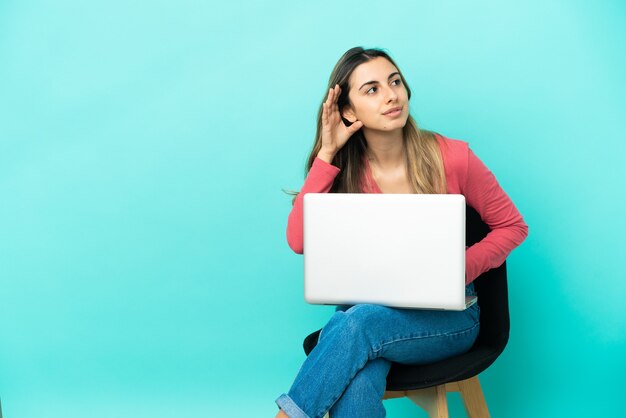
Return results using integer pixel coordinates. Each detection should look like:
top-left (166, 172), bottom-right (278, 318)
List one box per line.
top-left (384, 343), bottom-right (505, 391)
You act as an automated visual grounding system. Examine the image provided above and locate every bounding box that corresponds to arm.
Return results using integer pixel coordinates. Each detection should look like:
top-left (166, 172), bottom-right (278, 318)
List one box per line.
top-left (463, 148), bottom-right (529, 283)
top-left (287, 83), bottom-right (363, 253)
top-left (286, 157), bottom-right (341, 254)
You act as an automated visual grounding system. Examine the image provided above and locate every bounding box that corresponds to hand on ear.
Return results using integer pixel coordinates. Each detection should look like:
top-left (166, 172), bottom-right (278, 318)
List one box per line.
top-left (321, 85), bottom-right (364, 155)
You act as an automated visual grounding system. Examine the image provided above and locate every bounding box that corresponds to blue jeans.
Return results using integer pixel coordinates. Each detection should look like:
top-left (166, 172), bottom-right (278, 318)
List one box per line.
top-left (275, 283), bottom-right (480, 418)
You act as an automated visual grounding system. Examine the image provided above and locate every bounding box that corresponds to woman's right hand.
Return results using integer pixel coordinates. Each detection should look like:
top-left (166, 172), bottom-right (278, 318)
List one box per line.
top-left (318, 84), bottom-right (364, 163)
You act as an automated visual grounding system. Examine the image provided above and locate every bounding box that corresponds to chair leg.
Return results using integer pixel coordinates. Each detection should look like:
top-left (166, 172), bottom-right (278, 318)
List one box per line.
top-left (406, 385), bottom-right (449, 418)
top-left (456, 376), bottom-right (490, 418)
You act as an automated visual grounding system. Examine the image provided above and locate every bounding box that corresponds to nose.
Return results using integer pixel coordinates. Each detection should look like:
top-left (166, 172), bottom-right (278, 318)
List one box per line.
top-left (385, 85), bottom-right (398, 102)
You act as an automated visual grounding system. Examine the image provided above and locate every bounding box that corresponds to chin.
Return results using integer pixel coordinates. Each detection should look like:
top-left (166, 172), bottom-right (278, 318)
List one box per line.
top-left (364, 115), bottom-right (409, 132)
top-left (381, 119), bottom-right (408, 131)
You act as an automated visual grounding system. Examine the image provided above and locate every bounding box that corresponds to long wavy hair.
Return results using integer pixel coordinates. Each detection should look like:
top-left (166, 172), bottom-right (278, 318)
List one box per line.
top-left (289, 47), bottom-right (446, 202)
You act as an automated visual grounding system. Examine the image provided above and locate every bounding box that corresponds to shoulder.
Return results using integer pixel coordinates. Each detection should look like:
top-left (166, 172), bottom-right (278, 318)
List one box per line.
top-left (430, 131), bottom-right (471, 183)
top-left (425, 131), bottom-right (472, 193)
top-left (432, 131), bottom-right (470, 158)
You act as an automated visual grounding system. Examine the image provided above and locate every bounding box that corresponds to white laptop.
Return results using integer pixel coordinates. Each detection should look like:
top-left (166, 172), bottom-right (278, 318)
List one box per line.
top-left (303, 193), bottom-right (477, 311)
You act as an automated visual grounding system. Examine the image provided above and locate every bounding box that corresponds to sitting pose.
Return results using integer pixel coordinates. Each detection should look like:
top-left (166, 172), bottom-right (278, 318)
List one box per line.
top-left (275, 46), bottom-right (528, 418)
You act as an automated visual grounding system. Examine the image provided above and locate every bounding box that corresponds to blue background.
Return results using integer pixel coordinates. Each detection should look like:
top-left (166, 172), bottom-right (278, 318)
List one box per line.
top-left (1, 0), bottom-right (624, 416)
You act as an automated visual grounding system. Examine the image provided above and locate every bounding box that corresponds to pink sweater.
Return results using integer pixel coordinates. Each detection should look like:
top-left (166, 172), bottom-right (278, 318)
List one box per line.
top-left (286, 133), bottom-right (529, 284)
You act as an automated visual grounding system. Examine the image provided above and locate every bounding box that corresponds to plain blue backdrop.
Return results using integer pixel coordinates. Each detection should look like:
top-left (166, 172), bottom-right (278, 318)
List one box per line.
top-left (1, 0), bottom-right (624, 416)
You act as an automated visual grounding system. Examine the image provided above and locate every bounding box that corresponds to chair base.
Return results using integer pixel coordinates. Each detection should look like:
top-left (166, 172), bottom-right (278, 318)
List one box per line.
top-left (383, 376), bottom-right (490, 418)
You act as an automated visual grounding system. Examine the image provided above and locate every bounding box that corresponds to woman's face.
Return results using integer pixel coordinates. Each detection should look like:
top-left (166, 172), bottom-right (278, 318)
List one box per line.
top-left (342, 57), bottom-right (410, 132)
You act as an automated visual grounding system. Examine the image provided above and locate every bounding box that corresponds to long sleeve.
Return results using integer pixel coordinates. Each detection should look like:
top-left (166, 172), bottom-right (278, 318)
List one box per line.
top-left (463, 148), bottom-right (529, 283)
top-left (286, 157), bottom-right (341, 254)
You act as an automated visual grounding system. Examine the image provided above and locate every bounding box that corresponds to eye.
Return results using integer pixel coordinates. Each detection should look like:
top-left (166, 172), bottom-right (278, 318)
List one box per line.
top-left (392, 78), bottom-right (402, 86)
top-left (366, 86), bottom-right (377, 95)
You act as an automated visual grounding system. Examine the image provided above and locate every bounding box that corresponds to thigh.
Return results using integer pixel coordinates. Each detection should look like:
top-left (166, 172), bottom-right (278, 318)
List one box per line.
top-left (335, 303), bottom-right (480, 365)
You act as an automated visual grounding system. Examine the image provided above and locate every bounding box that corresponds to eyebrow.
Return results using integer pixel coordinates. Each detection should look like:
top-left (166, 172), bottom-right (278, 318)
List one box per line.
top-left (358, 72), bottom-right (401, 91)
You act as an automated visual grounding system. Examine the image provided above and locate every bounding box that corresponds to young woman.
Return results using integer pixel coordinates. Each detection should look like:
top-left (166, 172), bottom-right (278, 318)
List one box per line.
top-left (275, 47), bottom-right (528, 418)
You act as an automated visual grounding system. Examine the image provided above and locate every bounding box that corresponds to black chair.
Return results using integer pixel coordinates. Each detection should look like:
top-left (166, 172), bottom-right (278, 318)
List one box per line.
top-left (303, 206), bottom-right (509, 417)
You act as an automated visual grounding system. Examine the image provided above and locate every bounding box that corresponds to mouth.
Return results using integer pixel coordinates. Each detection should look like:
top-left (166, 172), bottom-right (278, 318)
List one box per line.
top-left (383, 106), bottom-right (403, 117)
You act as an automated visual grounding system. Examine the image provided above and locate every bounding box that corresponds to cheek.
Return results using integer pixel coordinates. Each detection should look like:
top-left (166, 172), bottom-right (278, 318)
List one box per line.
top-left (361, 103), bottom-right (380, 120)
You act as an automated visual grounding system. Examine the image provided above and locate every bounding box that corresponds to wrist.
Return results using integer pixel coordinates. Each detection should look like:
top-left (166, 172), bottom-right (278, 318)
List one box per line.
top-left (317, 149), bottom-right (336, 164)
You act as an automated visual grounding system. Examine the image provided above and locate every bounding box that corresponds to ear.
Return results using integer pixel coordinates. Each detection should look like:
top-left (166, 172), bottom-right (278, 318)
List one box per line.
top-left (341, 105), bottom-right (357, 123)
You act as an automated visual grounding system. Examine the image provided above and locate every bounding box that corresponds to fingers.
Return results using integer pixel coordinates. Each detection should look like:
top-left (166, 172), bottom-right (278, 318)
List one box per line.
top-left (323, 84), bottom-right (345, 129)
top-left (322, 87), bottom-right (333, 126)
top-left (323, 85), bottom-right (338, 122)
top-left (332, 84), bottom-right (341, 111)
top-left (323, 87), bottom-right (333, 118)
top-left (348, 120), bottom-right (363, 134)
top-left (326, 85), bottom-right (340, 104)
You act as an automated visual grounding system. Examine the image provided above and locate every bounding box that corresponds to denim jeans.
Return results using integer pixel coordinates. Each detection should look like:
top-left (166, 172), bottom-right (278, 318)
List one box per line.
top-left (275, 283), bottom-right (480, 418)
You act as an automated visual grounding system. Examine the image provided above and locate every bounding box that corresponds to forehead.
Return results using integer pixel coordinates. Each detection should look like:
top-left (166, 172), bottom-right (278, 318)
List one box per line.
top-left (349, 57), bottom-right (399, 89)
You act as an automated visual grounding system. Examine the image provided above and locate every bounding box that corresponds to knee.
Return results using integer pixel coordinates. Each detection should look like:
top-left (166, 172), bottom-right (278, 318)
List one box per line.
top-left (323, 304), bottom-right (390, 340)
top-left (345, 304), bottom-right (392, 327)
top-left (350, 358), bottom-right (391, 391)
top-left (345, 364), bottom-right (385, 395)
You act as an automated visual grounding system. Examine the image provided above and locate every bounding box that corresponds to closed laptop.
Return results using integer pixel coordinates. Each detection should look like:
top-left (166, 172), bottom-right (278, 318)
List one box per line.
top-left (303, 193), bottom-right (476, 310)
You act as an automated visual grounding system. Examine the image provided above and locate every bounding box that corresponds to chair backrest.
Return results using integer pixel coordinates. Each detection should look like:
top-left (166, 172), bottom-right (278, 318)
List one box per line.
top-left (466, 205), bottom-right (510, 351)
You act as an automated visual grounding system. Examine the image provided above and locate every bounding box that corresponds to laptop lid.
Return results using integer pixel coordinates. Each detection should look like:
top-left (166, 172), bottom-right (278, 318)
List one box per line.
top-left (303, 193), bottom-right (473, 310)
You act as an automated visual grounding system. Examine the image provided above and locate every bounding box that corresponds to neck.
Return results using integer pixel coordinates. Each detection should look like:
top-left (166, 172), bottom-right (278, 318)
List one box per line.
top-left (363, 127), bottom-right (405, 170)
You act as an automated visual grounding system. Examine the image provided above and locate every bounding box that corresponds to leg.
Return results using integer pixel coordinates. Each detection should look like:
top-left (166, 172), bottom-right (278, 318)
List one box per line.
top-left (457, 376), bottom-right (490, 418)
top-left (328, 358), bottom-right (392, 418)
top-left (276, 303), bottom-right (479, 418)
top-left (276, 307), bottom-right (386, 418)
